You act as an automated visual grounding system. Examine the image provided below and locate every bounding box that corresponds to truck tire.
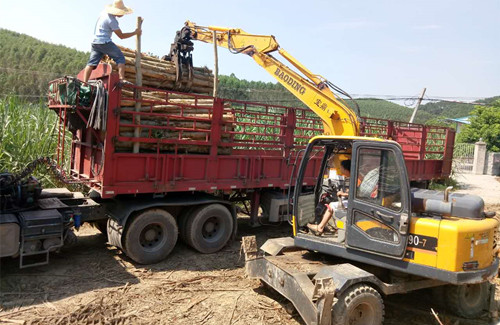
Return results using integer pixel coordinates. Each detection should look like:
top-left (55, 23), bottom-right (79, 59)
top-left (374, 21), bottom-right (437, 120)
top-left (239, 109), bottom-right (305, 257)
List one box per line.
top-left (444, 282), bottom-right (490, 318)
top-left (93, 220), bottom-right (108, 235)
top-left (332, 284), bottom-right (384, 325)
top-left (178, 206), bottom-right (196, 244)
top-left (123, 209), bottom-right (178, 264)
top-left (185, 204), bottom-right (233, 254)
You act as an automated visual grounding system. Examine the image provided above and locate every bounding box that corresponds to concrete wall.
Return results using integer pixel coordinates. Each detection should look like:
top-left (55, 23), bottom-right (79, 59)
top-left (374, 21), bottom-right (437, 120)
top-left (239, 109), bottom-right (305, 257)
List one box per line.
top-left (485, 152), bottom-right (500, 176)
top-left (472, 140), bottom-right (500, 175)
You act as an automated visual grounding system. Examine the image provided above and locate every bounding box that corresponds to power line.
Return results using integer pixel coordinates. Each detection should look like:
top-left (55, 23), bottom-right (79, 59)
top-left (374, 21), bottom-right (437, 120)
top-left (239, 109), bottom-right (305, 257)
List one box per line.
top-left (226, 97), bottom-right (482, 106)
top-left (0, 67), bottom-right (492, 105)
top-left (0, 92), bottom-right (484, 106)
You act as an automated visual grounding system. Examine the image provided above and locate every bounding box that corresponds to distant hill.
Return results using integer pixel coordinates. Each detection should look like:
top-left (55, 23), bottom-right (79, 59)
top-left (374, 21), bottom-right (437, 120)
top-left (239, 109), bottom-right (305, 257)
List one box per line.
top-left (0, 29), bottom-right (88, 97)
top-left (419, 101), bottom-right (474, 119)
top-left (416, 96), bottom-right (500, 126)
top-left (0, 28), bottom-right (497, 125)
top-left (219, 74), bottom-right (435, 124)
top-left (354, 98), bottom-right (434, 124)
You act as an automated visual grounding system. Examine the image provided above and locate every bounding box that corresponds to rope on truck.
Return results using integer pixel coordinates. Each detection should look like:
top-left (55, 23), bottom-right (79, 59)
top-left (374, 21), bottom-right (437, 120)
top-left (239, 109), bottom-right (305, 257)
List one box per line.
top-left (86, 79), bottom-right (108, 131)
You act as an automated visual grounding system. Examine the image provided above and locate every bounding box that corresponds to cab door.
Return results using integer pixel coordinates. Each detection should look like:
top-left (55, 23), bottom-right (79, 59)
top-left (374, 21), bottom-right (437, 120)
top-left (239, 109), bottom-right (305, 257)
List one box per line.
top-left (345, 141), bottom-right (411, 258)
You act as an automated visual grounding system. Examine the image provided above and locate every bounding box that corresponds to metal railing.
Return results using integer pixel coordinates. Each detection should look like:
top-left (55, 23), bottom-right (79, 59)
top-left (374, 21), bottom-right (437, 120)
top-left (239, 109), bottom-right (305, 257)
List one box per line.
top-left (453, 143), bottom-right (475, 173)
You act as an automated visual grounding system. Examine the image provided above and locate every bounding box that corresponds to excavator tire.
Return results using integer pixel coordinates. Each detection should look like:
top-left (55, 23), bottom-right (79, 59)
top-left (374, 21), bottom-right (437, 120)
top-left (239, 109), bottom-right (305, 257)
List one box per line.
top-left (444, 282), bottom-right (490, 318)
top-left (123, 209), bottom-right (178, 264)
top-left (184, 204), bottom-right (233, 254)
top-left (331, 284), bottom-right (384, 325)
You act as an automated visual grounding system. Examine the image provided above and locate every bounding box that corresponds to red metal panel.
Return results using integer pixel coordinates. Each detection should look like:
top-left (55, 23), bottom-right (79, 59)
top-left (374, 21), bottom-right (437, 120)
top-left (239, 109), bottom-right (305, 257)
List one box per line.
top-left (48, 67), bottom-right (455, 198)
top-left (360, 117), bottom-right (454, 181)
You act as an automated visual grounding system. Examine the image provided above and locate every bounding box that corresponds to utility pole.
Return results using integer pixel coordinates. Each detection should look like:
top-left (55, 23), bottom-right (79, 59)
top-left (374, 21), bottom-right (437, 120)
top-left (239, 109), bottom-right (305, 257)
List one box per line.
top-left (133, 17), bottom-right (144, 153)
top-left (409, 88), bottom-right (426, 124)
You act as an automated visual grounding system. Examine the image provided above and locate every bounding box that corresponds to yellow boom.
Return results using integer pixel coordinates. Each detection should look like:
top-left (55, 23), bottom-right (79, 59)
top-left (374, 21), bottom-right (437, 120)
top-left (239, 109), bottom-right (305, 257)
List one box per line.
top-left (185, 21), bottom-right (360, 136)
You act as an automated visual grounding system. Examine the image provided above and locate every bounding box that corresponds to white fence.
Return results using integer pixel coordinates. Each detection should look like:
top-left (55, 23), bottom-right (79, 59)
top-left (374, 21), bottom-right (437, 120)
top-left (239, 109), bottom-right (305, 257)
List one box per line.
top-left (453, 141), bottom-right (500, 176)
top-left (453, 143), bottom-right (475, 174)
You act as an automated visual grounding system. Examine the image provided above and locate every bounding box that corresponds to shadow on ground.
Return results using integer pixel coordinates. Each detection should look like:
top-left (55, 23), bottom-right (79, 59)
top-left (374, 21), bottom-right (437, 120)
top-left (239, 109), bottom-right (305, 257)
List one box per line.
top-left (0, 217), bottom-right (292, 311)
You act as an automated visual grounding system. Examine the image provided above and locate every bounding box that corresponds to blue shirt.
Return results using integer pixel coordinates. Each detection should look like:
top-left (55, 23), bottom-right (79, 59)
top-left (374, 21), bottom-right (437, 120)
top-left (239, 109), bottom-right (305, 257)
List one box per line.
top-left (92, 12), bottom-right (120, 44)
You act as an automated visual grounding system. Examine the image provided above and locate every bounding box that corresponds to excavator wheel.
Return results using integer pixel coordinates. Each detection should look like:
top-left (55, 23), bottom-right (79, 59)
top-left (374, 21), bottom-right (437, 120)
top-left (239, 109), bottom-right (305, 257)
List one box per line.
top-left (332, 284), bottom-right (384, 325)
top-left (184, 204), bottom-right (233, 254)
top-left (123, 209), bottom-right (178, 264)
top-left (444, 282), bottom-right (490, 318)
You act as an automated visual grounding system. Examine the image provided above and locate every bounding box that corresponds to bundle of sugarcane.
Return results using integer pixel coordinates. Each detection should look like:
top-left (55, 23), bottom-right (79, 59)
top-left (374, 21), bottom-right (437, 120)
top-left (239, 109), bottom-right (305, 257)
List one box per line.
top-left (102, 47), bottom-right (236, 154)
top-left (102, 46), bottom-right (214, 94)
top-left (119, 89), bottom-right (219, 108)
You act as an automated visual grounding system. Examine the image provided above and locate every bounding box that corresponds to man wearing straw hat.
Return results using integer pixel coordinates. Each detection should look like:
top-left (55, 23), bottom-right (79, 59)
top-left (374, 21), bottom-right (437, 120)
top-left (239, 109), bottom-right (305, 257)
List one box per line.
top-left (83, 0), bottom-right (141, 83)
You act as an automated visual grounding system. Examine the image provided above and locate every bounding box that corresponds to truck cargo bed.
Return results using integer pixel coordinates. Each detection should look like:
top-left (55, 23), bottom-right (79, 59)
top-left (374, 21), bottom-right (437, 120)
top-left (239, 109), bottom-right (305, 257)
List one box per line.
top-left (48, 66), bottom-right (454, 198)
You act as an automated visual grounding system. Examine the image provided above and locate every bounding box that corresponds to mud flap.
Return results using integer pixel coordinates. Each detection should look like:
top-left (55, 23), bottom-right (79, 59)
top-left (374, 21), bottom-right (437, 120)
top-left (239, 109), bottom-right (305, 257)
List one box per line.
top-left (260, 237), bottom-right (295, 256)
top-left (107, 218), bottom-right (124, 250)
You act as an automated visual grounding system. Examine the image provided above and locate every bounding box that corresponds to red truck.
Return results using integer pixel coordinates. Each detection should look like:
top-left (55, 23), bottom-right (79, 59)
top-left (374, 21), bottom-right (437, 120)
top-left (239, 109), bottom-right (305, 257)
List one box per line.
top-left (0, 64), bottom-right (454, 267)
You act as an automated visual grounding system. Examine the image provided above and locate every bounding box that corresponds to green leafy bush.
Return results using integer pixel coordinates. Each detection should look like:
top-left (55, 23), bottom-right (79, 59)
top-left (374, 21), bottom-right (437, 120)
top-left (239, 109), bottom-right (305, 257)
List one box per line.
top-left (456, 101), bottom-right (500, 152)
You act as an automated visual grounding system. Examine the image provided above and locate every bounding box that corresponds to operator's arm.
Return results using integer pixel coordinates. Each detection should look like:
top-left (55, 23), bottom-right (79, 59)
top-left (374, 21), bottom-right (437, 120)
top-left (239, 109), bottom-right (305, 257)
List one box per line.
top-left (114, 28), bottom-right (141, 40)
top-left (338, 190), bottom-right (349, 197)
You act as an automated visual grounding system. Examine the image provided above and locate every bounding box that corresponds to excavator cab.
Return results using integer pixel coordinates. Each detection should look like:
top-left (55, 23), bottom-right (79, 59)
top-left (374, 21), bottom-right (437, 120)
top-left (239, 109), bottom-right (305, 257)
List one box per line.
top-left (293, 136), bottom-right (411, 259)
top-left (292, 134), bottom-right (498, 285)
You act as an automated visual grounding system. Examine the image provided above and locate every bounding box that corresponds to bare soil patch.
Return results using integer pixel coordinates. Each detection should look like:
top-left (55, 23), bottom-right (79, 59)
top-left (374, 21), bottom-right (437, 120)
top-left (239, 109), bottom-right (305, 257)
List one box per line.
top-left (1, 210), bottom-right (498, 325)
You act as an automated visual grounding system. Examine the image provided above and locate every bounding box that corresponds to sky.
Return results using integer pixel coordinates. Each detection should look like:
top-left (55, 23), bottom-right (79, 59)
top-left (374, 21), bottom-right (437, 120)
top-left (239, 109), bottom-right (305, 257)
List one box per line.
top-left (0, 0), bottom-right (499, 100)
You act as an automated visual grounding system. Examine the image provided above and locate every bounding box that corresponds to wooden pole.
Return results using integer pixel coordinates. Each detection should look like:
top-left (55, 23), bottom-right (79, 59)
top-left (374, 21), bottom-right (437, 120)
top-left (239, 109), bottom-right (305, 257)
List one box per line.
top-left (212, 31), bottom-right (219, 97)
top-left (409, 87), bottom-right (426, 124)
top-left (133, 16), bottom-right (144, 153)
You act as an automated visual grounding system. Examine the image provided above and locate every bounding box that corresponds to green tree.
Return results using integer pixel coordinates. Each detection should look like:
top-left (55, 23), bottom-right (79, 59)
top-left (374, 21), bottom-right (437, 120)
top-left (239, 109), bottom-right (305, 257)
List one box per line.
top-left (456, 101), bottom-right (500, 151)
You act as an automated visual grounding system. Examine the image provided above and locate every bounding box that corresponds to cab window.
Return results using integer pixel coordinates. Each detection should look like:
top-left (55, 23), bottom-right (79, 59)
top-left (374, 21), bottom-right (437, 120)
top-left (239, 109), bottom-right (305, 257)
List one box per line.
top-left (355, 148), bottom-right (402, 211)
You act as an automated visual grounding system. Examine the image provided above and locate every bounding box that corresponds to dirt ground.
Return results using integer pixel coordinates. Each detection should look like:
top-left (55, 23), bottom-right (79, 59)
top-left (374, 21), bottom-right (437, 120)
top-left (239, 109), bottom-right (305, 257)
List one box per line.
top-left (1, 204), bottom-right (500, 325)
top-left (455, 175), bottom-right (500, 206)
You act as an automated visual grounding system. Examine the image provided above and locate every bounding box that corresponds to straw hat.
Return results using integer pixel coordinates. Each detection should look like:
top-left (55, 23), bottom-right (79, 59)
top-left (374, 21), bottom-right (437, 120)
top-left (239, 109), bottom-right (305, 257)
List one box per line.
top-left (105, 0), bottom-right (133, 15)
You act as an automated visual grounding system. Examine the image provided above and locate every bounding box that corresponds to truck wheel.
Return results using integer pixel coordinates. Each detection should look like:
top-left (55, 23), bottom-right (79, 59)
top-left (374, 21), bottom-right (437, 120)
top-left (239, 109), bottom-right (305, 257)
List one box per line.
top-left (332, 284), bottom-right (384, 325)
top-left (123, 209), bottom-right (178, 264)
top-left (93, 220), bottom-right (108, 235)
top-left (185, 204), bottom-right (233, 254)
top-left (178, 206), bottom-right (196, 244)
top-left (444, 282), bottom-right (490, 318)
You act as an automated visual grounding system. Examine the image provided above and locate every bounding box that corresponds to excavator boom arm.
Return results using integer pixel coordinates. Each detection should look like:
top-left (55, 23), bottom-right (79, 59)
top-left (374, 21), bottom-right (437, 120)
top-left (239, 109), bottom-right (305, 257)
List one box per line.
top-left (185, 21), bottom-right (360, 136)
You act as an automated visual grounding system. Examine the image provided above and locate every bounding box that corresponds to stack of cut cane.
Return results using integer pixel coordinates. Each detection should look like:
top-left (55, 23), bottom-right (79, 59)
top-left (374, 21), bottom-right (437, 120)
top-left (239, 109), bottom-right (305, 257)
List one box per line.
top-left (103, 45), bottom-right (214, 94)
top-left (102, 46), bottom-right (234, 154)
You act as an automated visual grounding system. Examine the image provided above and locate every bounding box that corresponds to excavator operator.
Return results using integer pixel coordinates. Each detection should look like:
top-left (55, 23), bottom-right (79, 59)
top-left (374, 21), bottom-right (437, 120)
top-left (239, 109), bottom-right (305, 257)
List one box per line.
top-left (307, 159), bottom-right (351, 236)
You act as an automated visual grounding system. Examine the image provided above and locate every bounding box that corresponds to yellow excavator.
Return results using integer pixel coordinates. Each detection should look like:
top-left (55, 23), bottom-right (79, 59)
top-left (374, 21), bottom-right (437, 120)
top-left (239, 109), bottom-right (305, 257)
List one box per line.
top-left (181, 21), bottom-right (499, 325)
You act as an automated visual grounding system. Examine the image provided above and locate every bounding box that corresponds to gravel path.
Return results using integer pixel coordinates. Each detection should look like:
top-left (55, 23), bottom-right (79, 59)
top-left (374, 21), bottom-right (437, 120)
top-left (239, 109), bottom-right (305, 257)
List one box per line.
top-left (455, 173), bottom-right (500, 205)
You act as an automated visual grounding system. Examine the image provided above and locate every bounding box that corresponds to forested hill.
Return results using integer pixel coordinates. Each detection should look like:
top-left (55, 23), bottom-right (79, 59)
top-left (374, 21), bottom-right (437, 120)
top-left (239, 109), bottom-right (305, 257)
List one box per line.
top-left (418, 95), bottom-right (500, 120)
top-left (0, 29), bottom-right (88, 97)
top-left (1, 28), bottom-right (496, 125)
top-left (218, 74), bottom-right (436, 124)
